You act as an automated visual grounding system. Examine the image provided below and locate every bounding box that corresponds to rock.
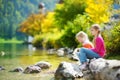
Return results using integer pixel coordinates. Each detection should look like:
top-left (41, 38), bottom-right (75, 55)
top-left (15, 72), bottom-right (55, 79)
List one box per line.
top-left (47, 49), bottom-right (57, 54)
top-left (57, 48), bottom-right (73, 57)
top-left (9, 67), bottom-right (23, 72)
top-left (70, 55), bottom-right (79, 61)
top-left (0, 66), bottom-right (5, 70)
top-left (86, 58), bottom-right (120, 80)
top-left (35, 61), bottom-right (51, 69)
top-left (55, 62), bottom-right (83, 80)
top-left (55, 58), bottom-right (120, 80)
top-left (57, 49), bottom-right (64, 56)
top-left (89, 58), bottom-right (107, 73)
top-left (70, 48), bottom-right (79, 61)
top-left (24, 65), bottom-right (41, 74)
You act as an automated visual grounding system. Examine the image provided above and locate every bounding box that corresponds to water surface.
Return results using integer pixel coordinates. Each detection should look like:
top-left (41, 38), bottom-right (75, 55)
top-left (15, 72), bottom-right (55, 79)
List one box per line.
top-left (0, 43), bottom-right (74, 80)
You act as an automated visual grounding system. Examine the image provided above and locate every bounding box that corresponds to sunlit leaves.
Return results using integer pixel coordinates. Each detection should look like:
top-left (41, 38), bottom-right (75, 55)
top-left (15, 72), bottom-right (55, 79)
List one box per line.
top-left (19, 13), bottom-right (45, 36)
top-left (42, 12), bottom-right (55, 33)
top-left (55, 4), bottom-right (64, 10)
top-left (20, 11), bottom-right (60, 36)
top-left (73, 14), bottom-right (91, 32)
top-left (19, 11), bottom-right (62, 48)
top-left (54, 0), bottom-right (86, 29)
top-left (85, 0), bottom-right (113, 23)
top-left (103, 23), bottom-right (120, 54)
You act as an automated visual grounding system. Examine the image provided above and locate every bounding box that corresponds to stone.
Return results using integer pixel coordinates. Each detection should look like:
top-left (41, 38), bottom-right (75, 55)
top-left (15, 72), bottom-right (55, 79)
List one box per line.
top-left (35, 61), bottom-right (51, 69)
top-left (9, 67), bottom-right (23, 72)
top-left (24, 65), bottom-right (41, 74)
top-left (55, 58), bottom-right (120, 80)
top-left (0, 66), bottom-right (5, 70)
top-left (55, 62), bottom-right (83, 80)
top-left (85, 58), bottom-right (120, 80)
top-left (57, 48), bottom-right (73, 57)
top-left (47, 49), bottom-right (57, 54)
top-left (70, 55), bottom-right (79, 61)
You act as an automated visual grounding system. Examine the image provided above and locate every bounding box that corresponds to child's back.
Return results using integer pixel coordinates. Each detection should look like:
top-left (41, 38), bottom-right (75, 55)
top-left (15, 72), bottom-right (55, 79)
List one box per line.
top-left (83, 40), bottom-right (93, 49)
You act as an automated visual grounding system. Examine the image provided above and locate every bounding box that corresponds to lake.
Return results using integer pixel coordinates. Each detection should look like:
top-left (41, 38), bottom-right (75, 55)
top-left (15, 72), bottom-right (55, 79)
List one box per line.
top-left (0, 43), bottom-right (76, 80)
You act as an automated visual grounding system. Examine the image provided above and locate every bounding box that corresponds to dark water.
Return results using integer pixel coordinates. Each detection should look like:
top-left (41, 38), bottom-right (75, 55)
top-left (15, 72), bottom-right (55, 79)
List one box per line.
top-left (0, 43), bottom-right (73, 80)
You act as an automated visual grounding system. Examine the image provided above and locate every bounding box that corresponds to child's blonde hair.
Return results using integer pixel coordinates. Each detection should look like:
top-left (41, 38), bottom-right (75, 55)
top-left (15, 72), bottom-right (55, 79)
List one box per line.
top-left (76, 31), bottom-right (88, 40)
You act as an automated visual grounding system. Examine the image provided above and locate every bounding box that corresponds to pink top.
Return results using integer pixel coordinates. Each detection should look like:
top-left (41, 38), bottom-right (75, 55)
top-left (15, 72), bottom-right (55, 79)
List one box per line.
top-left (90, 35), bottom-right (106, 57)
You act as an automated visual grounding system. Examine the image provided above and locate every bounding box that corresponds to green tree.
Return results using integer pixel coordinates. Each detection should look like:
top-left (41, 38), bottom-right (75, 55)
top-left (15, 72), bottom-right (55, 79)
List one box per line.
top-left (59, 14), bottom-right (91, 48)
top-left (54, 0), bottom-right (86, 29)
top-left (53, 0), bottom-right (91, 48)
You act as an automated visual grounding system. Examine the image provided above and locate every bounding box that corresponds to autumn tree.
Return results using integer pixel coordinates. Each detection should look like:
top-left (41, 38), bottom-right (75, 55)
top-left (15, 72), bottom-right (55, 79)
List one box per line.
top-left (32, 12), bottom-right (62, 48)
top-left (19, 13), bottom-right (45, 36)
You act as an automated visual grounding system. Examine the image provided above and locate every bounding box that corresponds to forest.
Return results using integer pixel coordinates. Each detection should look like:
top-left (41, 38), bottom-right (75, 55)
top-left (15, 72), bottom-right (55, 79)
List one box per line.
top-left (0, 0), bottom-right (59, 40)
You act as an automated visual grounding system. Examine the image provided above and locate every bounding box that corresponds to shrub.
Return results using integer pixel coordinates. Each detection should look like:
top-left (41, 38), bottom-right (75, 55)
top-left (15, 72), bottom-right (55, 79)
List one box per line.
top-left (32, 35), bottom-right (43, 48)
top-left (103, 23), bottom-right (120, 56)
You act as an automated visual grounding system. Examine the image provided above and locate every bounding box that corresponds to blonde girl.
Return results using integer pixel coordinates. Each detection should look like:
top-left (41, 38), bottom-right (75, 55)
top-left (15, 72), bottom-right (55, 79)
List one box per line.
top-left (72, 31), bottom-right (93, 56)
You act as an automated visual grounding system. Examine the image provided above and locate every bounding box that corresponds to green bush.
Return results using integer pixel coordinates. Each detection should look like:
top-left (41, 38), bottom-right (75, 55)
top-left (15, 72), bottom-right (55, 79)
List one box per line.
top-left (59, 14), bottom-right (92, 48)
top-left (59, 22), bottom-right (78, 48)
top-left (32, 34), bottom-right (63, 49)
top-left (103, 23), bottom-right (120, 56)
top-left (32, 35), bottom-right (43, 48)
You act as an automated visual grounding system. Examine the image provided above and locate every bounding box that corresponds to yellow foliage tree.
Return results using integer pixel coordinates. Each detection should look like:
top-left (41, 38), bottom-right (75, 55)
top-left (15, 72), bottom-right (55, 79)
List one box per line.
top-left (19, 13), bottom-right (45, 36)
top-left (41, 12), bottom-right (55, 33)
top-left (40, 12), bottom-right (62, 48)
top-left (85, 0), bottom-right (113, 23)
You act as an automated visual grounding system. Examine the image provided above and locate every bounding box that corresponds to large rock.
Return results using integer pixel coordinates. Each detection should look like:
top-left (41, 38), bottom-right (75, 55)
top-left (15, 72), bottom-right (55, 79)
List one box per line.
top-left (55, 62), bottom-right (83, 80)
top-left (87, 58), bottom-right (120, 80)
top-left (55, 58), bottom-right (120, 80)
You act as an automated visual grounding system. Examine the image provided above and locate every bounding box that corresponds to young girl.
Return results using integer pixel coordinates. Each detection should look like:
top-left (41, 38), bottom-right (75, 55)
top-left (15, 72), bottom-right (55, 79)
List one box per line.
top-left (76, 31), bottom-right (93, 49)
top-left (72, 31), bottom-right (93, 56)
top-left (78, 24), bottom-right (106, 70)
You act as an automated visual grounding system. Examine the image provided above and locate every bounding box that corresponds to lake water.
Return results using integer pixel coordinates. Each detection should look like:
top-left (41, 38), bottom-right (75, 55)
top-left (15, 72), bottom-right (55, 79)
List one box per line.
top-left (0, 43), bottom-right (75, 80)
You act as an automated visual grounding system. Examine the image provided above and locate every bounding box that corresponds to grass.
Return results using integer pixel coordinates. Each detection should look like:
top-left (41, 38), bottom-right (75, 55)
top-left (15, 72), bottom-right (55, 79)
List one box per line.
top-left (105, 54), bottom-right (120, 60)
top-left (0, 38), bottom-right (23, 43)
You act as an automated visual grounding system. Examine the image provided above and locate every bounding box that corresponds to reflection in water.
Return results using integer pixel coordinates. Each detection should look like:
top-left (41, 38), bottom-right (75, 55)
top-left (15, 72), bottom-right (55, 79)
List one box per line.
top-left (0, 43), bottom-right (72, 69)
top-left (28, 44), bottom-right (35, 56)
top-left (0, 43), bottom-right (21, 58)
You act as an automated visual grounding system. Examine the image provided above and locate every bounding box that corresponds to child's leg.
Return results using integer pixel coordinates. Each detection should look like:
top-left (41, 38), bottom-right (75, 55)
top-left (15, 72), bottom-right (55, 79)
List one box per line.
top-left (77, 47), bottom-right (100, 64)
